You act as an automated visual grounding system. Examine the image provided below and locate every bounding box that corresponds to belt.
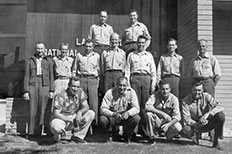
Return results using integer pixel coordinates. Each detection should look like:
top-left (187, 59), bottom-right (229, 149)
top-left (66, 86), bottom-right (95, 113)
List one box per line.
top-left (193, 77), bottom-right (212, 80)
top-left (131, 72), bottom-right (149, 76)
top-left (57, 76), bottom-right (70, 80)
top-left (125, 41), bottom-right (137, 46)
top-left (95, 44), bottom-right (110, 48)
top-left (105, 70), bottom-right (123, 73)
top-left (36, 75), bottom-right (42, 77)
top-left (79, 74), bottom-right (98, 78)
top-left (162, 74), bottom-right (180, 78)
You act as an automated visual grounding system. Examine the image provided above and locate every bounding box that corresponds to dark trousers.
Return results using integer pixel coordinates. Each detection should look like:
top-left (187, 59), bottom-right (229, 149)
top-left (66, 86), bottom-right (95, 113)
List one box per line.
top-left (124, 42), bottom-right (137, 57)
top-left (162, 75), bottom-right (180, 97)
top-left (130, 75), bottom-right (151, 133)
top-left (80, 77), bottom-right (99, 124)
top-left (99, 114), bottom-right (141, 137)
top-left (28, 77), bottom-right (49, 135)
top-left (104, 70), bottom-right (123, 93)
top-left (182, 112), bottom-right (225, 143)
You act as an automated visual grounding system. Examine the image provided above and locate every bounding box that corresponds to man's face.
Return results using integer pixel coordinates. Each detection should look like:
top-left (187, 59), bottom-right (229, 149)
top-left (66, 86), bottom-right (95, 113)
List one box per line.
top-left (60, 45), bottom-right (69, 58)
top-left (137, 38), bottom-right (146, 52)
top-left (85, 42), bottom-right (93, 53)
top-left (68, 80), bottom-right (80, 95)
top-left (110, 35), bottom-right (119, 48)
top-left (129, 11), bottom-right (138, 23)
top-left (192, 84), bottom-right (204, 99)
top-left (35, 43), bottom-right (45, 57)
top-left (167, 40), bottom-right (177, 53)
top-left (160, 84), bottom-right (171, 98)
top-left (117, 79), bottom-right (128, 95)
top-left (100, 11), bottom-right (107, 24)
top-left (198, 40), bottom-right (208, 55)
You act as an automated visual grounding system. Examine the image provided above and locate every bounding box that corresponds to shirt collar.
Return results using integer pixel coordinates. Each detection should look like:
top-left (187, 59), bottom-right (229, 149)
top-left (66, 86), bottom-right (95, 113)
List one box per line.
top-left (83, 51), bottom-right (95, 57)
top-left (98, 22), bottom-right (107, 27)
top-left (197, 52), bottom-right (210, 59)
top-left (129, 21), bottom-right (140, 27)
top-left (168, 52), bottom-right (177, 57)
top-left (134, 50), bottom-right (147, 55)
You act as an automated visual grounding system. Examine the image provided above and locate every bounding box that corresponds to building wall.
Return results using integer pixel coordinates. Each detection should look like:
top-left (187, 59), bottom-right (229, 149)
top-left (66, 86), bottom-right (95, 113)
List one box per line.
top-left (177, 0), bottom-right (198, 99)
top-left (213, 0), bottom-right (232, 129)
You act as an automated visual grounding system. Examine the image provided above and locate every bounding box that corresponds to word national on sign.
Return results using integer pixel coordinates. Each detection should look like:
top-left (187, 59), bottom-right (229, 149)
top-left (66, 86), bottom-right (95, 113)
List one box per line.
top-left (44, 49), bottom-right (79, 57)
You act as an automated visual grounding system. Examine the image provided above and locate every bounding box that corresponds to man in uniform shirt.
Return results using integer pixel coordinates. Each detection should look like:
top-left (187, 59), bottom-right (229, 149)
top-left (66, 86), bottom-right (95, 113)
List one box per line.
top-left (73, 39), bottom-right (100, 125)
top-left (189, 39), bottom-right (221, 97)
top-left (101, 33), bottom-right (126, 93)
top-left (88, 10), bottom-right (114, 55)
top-left (122, 9), bottom-right (151, 56)
top-left (181, 81), bottom-right (225, 149)
top-left (50, 76), bottom-right (95, 143)
top-left (157, 38), bottom-right (184, 97)
top-left (145, 80), bottom-right (182, 141)
top-left (53, 43), bottom-right (74, 94)
top-left (126, 35), bottom-right (156, 133)
top-left (100, 76), bottom-right (140, 142)
top-left (23, 42), bottom-right (54, 138)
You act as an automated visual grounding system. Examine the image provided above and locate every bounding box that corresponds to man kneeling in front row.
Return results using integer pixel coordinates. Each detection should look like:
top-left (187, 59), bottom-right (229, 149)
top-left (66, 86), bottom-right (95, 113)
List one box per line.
top-left (144, 80), bottom-right (182, 142)
top-left (50, 76), bottom-right (95, 143)
top-left (99, 76), bottom-right (141, 142)
top-left (181, 81), bottom-right (225, 149)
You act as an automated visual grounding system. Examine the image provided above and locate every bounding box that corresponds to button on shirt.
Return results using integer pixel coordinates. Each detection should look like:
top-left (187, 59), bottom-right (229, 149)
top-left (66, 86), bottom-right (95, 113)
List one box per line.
top-left (157, 52), bottom-right (184, 81)
top-left (101, 48), bottom-right (126, 73)
top-left (190, 53), bottom-right (221, 79)
top-left (101, 87), bottom-right (140, 117)
top-left (73, 52), bottom-right (100, 77)
top-left (182, 92), bottom-right (224, 126)
top-left (53, 56), bottom-right (74, 78)
top-left (123, 21), bottom-right (151, 43)
top-left (88, 23), bottom-right (114, 45)
top-left (145, 92), bottom-right (181, 121)
top-left (126, 51), bottom-right (156, 84)
top-left (52, 89), bottom-right (87, 117)
top-left (36, 57), bottom-right (43, 75)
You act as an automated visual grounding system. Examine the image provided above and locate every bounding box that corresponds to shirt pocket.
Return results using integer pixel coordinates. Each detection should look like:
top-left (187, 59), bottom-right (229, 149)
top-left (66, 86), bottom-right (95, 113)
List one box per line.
top-left (90, 59), bottom-right (98, 71)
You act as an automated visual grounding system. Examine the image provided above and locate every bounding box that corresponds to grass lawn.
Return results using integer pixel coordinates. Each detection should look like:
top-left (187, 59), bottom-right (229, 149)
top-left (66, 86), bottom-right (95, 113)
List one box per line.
top-left (0, 131), bottom-right (231, 154)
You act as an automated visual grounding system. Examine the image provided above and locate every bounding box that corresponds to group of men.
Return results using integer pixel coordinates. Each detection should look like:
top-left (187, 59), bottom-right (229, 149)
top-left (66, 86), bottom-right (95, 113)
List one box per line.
top-left (23, 9), bottom-right (225, 149)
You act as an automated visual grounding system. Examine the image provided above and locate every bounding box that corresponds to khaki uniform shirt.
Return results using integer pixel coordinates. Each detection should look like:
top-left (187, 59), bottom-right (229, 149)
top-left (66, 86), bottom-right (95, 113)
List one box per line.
top-left (53, 56), bottom-right (74, 78)
top-left (73, 51), bottom-right (100, 77)
top-left (182, 92), bottom-right (224, 126)
top-left (101, 47), bottom-right (126, 73)
top-left (100, 87), bottom-right (140, 117)
top-left (189, 53), bottom-right (221, 80)
top-left (88, 23), bottom-right (114, 45)
top-left (123, 21), bottom-right (151, 43)
top-left (126, 50), bottom-right (156, 85)
top-left (157, 52), bottom-right (184, 81)
top-left (145, 92), bottom-right (181, 121)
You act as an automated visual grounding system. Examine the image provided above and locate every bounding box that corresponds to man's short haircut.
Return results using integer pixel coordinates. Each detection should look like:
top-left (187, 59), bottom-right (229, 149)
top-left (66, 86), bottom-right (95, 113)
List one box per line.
top-left (168, 38), bottom-right (177, 45)
top-left (191, 80), bottom-right (203, 88)
top-left (100, 10), bottom-right (108, 15)
top-left (159, 80), bottom-right (170, 88)
top-left (110, 33), bottom-right (120, 41)
top-left (85, 39), bottom-right (93, 45)
top-left (137, 35), bottom-right (147, 42)
top-left (35, 42), bottom-right (46, 48)
top-left (59, 43), bottom-right (69, 50)
top-left (129, 9), bottom-right (138, 15)
top-left (198, 39), bottom-right (208, 44)
top-left (68, 76), bottom-right (80, 86)
top-left (117, 76), bottom-right (128, 85)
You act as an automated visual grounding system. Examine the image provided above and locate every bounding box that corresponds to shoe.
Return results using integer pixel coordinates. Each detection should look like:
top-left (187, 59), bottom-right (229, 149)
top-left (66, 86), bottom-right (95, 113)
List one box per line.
top-left (106, 136), bottom-right (113, 143)
top-left (148, 136), bottom-right (156, 144)
top-left (191, 135), bottom-right (199, 145)
top-left (173, 134), bottom-right (181, 139)
top-left (212, 142), bottom-right (222, 150)
top-left (71, 136), bottom-right (87, 143)
top-left (158, 131), bottom-right (165, 137)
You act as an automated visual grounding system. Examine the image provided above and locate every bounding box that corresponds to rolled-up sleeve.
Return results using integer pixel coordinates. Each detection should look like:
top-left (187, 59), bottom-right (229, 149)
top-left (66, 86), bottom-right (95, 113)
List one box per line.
top-left (171, 97), bottom-right (181, 121)
top-left (182, 100), bottom-right (196, 126)
top-left (205, 93), bottom-right (224, 116)
top-left (100, 90), bottom-right (114, 117)
top-left (127, 89), bottom-right (140, 116)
